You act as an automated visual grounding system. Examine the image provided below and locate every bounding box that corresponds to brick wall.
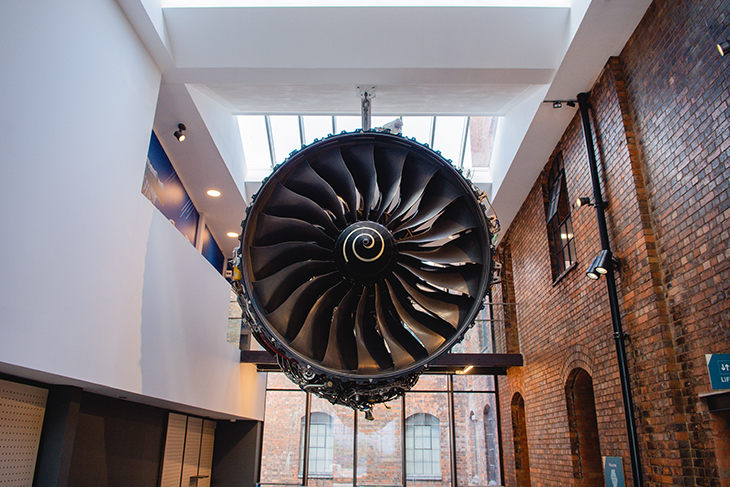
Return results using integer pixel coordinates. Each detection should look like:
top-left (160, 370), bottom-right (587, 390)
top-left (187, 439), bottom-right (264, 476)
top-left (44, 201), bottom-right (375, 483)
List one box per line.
top-left (622, 2), bottom-right (730, 485)
top-left (497, 1), bottom-right (730, 486)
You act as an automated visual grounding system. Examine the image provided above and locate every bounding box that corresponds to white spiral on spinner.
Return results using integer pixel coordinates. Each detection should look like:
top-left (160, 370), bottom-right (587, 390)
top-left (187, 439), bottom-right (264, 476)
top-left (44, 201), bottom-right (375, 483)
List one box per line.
top-left (343, 228), bottom-right (385, 263)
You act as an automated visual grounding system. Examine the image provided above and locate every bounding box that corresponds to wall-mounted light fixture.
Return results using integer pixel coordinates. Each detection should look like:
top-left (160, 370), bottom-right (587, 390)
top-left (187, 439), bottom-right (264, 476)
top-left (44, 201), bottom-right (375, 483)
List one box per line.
top-left (718, 40), bottom-right (730, 56)
top-left (174, 123), bottom-right (186, 142)
top-left (585, 249), bottom-right (620, 280)
top-left (586, 254), bottom-right (602, 280)
top-left (544, 100), bottom-right (577, 109)
top-left (575, 196), bottom-right (593, 208)
top-left (595, 249), bottom-right (614, 275)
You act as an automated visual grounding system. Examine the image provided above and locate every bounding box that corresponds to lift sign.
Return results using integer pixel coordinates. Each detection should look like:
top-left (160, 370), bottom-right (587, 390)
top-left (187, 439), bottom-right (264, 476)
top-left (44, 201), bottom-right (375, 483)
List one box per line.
top-left (706, 354), bottom-right (730, 390)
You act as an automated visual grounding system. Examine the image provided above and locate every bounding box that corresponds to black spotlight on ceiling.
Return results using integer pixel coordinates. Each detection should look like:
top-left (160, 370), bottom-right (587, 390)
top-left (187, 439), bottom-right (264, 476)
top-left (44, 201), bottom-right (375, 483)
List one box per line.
top-left (174, 123), bottom-right (186, 142)
top-left (718, 40), bottom-right (730, 56)
top-left (553, 101), bottom-right (562, 109)
top-left (586, 254), bottom-right (602, 280)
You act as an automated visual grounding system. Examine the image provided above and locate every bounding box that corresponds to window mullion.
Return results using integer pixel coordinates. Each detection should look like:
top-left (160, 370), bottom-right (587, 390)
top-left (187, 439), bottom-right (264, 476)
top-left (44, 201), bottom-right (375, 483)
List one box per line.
top-left (448, 376), bottom-right (457, 487)
top-left (402, 395), bottom-right (407, 487)
top-left (353, 409), bottom-right (358, 487)
top-left (302, 393), bottom-right (311, 486)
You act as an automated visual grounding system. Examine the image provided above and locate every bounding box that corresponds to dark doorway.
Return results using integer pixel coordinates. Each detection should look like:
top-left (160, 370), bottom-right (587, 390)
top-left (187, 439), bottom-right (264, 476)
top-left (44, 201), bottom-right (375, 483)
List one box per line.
top-left (565, 368), bottom-right (603, 486)
top-left (511, 393), bottom-right (531, 487)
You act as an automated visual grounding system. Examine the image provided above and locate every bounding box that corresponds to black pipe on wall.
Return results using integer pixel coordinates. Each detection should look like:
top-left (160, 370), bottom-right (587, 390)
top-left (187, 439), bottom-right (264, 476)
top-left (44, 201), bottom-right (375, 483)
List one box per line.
top-left (576, 91), bottom-right (644, 487)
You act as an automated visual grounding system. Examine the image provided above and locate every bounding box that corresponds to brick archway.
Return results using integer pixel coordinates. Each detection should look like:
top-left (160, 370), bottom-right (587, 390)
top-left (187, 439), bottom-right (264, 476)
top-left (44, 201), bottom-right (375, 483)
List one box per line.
top-left (511, 392), bottom-right (531, 487)
top-left (565, 368), bottom-right (603, 487)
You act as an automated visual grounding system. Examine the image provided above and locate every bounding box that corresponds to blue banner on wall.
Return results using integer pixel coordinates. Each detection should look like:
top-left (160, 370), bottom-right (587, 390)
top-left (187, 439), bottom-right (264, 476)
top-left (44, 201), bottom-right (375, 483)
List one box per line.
top-left (142, 131), bottom-right (224, 274)
top-left (201, 224), bottom-right (224, 273)
top-left (142, 132), bottom-right (199, 245)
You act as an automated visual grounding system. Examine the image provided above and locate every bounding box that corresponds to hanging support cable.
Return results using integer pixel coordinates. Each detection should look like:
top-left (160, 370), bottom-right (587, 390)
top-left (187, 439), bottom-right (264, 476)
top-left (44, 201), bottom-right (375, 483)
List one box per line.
top-left (358, 86), bottom-right (375, 131)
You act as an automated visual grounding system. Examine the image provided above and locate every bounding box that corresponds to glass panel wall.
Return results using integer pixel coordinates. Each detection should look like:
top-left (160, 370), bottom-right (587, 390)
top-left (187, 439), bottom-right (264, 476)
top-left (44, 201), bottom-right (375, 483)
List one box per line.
top-left (258, 318), bottom-right (502, 487)
top-left (410, 375), bottom-right (447, 392)
top-left (310, 395), bottom-right (354, 487)
top-left (260, 390), bottom-right (307, 486)
top-left (357, 399), bottom-right (402, 487)
top-left (453, 392), bottom-right (501, 486)
top-left (259, 383), bottom-right (500, 487)
top-left (451, 306), bottom-right (494, 355)
top-left (404, 392), bottom-right (451, 487)
top-left (452, 375), bottom-right (495, 393)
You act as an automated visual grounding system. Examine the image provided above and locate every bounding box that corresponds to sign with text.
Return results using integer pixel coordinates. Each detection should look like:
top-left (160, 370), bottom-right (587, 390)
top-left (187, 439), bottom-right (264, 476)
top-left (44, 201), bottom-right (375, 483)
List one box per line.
top-left (707, 354), bottom-right (730, 390)
top-left (603, 456), bottom-right (625, 487)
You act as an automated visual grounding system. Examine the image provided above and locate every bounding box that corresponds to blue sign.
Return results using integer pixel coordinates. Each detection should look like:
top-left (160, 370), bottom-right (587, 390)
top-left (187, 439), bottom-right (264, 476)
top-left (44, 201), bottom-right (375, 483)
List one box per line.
top-left (707, 354), bottom-right (730, 390)
top-left (604, 457), bottom-right (625, 487)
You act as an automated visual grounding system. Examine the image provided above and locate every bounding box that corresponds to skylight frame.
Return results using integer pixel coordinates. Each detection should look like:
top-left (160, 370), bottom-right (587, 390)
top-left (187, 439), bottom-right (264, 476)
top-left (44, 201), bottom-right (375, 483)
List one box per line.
top-left (166, 0), bottom-right (569, 8)
top-left (237, 114), bottom-right (497, 184)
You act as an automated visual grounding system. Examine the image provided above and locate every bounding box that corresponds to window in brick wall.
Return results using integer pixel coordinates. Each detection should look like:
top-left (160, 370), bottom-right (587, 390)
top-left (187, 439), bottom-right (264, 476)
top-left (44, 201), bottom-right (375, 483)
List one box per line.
top-left (405, 412), bottom-right (441, 479)
top-left (545, 153), bottom-right (576, 280)
top-left (299, 412), bottom-right (334, 477)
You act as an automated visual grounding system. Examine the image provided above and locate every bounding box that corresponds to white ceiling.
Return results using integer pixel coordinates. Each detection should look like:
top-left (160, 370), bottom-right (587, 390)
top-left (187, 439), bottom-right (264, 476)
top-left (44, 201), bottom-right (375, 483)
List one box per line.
top-left (118, 0), bottom-right (652, 258)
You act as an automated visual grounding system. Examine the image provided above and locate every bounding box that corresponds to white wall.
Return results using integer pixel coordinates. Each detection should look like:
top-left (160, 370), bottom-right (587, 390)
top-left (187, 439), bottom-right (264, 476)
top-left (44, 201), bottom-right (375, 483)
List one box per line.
top-left (0, 0), bottom-right (264, 420)
top-left (187, 85), bottom-right (247, 197)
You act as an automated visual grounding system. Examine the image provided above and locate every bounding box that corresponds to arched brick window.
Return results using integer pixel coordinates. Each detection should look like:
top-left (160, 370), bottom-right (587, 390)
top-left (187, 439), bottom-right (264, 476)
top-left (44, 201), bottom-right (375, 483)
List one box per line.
top-left (565, 369), bottom-right (603, 486)
top-left (299, 412), bottom-right (334, 477)
top-left (405, 412), bottom-right (441, 479)
top-left (511, 393), bottom-right (531, 487)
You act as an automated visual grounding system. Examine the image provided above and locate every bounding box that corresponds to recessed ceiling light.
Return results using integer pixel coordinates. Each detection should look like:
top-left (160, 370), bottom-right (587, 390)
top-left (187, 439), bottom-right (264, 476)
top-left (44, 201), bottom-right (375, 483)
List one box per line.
top-left (227, 232), bottom-right (239, 238)
top-left (207, 189), bottom-right (221, 197)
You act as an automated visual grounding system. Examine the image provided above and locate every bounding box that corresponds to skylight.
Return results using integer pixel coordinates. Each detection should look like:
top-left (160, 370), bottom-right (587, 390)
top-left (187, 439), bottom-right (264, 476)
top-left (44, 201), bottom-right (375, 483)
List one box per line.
top-left (237, 115), bottom-right (497, 186)
top-left (167, 0), bottom-right (568, 8)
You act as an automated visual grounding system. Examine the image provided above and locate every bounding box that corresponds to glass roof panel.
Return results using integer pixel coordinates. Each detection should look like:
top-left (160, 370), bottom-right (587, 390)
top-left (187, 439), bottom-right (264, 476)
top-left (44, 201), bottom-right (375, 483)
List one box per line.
top-left (400, 116), bottom-right (432, 145)
top-left (432, 116), bottom-right (467, 165)
top-left (238, 115), bottom-right (271, 170)
top-left (462, 126), bottom-right (473, 170)
top-left (269, 115), bottom-right (301, 164)
top-left (302, 116), bottom-right (333, 144)
top-left (169, 0), bottom-right (568, 7)
top-left (469, 116), bottom-right (497, 169)
top-left (371, 116), bottom-right (397, 128)
top-left (334, 116), bottom-right (360, 134)
top-left (237, 114), bottom-right (496, 186)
